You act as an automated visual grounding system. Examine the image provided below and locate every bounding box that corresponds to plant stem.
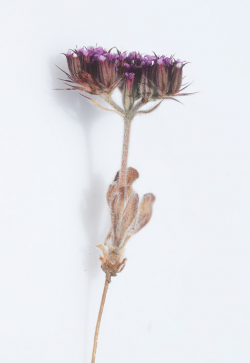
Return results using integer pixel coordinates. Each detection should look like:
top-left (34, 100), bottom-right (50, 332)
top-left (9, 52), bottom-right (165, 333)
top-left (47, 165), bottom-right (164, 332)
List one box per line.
top-left (91, 116), bottom-right (131, 363)
top-left (108, 97), bottom-right (124, 114)
top-left (91, 276), bottom-right (110, 363)
top-left (120, 116), bottom-right (131, 189)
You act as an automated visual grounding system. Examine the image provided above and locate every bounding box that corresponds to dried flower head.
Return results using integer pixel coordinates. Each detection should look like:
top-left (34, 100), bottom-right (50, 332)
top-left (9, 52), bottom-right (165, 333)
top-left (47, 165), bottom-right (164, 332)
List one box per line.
top-left (59, 46), bottom-right (193, 118)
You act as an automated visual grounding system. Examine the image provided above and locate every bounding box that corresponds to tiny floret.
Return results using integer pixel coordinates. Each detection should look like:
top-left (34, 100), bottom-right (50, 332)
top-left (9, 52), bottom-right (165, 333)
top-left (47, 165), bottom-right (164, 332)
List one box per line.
top-left (124, 72), bottom-right (135, 80)
top-left (99, 55), bottom-right (106, 62)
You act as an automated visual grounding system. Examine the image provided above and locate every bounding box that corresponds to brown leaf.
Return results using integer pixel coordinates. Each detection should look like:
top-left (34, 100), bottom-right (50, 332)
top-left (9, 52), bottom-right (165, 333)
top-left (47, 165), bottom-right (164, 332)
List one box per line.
top-left (117, 187), bottom-right (126, 222)
top-left (107, 167), bottom-right (139, 205)
top-left (114, 167), bottom-right (139, 186)
top-left (119, 193), bottom-right (139, 244)
top-left (110, 194), bottom-right (119, 244)
top-left (106, 182), bottom-right (117, 205)
top-left (126, 167), bottom-right (139, 185)
top-left (134, 193), bottom-right (155, 234)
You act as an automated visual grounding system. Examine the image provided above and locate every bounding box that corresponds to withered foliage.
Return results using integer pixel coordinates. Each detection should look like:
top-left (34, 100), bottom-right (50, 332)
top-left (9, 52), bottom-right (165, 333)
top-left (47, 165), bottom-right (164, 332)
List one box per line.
top-left (97, 168), bottom-right (155, 282)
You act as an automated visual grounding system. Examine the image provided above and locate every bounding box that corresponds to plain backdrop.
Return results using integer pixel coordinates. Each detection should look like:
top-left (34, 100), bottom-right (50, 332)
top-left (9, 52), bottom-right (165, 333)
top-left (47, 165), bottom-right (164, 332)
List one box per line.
top-left (0, 0), bottom-right (249, 362)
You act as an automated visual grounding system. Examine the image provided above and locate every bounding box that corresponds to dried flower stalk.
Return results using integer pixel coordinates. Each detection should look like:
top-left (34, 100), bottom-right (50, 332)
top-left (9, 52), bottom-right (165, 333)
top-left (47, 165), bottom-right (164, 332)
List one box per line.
top-left (58, 45), bottom-right (193, 363)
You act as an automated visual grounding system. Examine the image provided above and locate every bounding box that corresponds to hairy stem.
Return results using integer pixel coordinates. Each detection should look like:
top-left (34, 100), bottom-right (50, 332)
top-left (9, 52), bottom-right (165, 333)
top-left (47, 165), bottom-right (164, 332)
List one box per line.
top-left (91, 277), bottom-right (110, 363)
top-left (91, 116), bottom-right (131, 363)
top-left (108, 97), bottom-right (124, 114)
top-left (120, 116), bottom-right (131, 189)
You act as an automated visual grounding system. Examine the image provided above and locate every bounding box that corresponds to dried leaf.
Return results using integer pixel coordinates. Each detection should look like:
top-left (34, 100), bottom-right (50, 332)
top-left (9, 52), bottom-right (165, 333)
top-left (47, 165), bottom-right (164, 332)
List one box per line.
top-left (119, 193), bottom-right (139, 243)
top-left (134, 193), bottom-right (156, 234)
top-left (107, 167), bottom-right (139, 205)
top-left (114, 167), bottom-right (139, 186)
top-left (106, 182), bottom-right (117, 205)
top-left (110, 194), bottom-right (119, 244)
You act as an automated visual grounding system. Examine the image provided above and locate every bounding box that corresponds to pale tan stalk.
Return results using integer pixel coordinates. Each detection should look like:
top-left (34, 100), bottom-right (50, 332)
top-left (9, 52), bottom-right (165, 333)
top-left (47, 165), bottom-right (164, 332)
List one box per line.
top-left (91, 276), bottom-right (110, 363)
top-left (120, 116), bottom-right (132, 189)
top-left (90, 116), bottom-right (132, 363)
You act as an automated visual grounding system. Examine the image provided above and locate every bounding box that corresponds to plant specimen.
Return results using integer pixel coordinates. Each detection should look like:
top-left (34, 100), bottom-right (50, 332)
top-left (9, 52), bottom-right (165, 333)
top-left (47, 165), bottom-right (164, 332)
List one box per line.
top-left (58, 45), bottom-right (192, 363)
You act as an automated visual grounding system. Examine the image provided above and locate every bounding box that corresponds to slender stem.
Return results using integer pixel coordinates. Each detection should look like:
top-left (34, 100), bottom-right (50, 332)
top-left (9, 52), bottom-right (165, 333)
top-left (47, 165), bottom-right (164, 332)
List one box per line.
top-left (120, 116), bottom-right (131, 189)
top-left (91, 277), bottom-right (110, 363)
top-left (131, 98), bottom-right (148, 114)
top-left (108, 97), bottom-right (124, 114)
top-left (91, 116), bottom-right (131, 363)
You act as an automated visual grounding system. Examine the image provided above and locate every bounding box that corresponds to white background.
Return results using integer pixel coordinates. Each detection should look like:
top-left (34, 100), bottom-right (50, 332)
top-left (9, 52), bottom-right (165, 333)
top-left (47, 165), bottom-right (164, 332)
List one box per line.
top-left (0, 0), bottom-right (250, 362)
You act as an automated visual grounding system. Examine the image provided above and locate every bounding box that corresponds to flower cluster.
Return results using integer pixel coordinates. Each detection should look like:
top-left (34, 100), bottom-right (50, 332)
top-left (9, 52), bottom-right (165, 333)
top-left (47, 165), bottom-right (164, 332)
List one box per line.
top-left (97, 167), bottom-right (155, 282)
top-left (61, 46), bottom-right (189, 114)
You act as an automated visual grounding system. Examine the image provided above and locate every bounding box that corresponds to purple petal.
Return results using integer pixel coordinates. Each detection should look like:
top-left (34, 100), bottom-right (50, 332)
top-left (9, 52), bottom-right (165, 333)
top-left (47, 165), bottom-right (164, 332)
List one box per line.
top-left (95, 47), bottom-right (104, 55)
top-left (164, 57), bottom-right (173, 66)
top-left (142, 60), bottom-right (152, 67)
top-left (124, 72), bottom-right (135, 80)
top-left (120, 52), bottom-right (127, 60)
top-left (144, 55), bottom-right (157, 61)
top-left (104, 53), bottom-right (119, 61)
top-left (128, 52), bottom-right (142, 61)
top-left (99, 55), bottom-right (106, 62)
top-left (79, 48), bottom-right (89, 56)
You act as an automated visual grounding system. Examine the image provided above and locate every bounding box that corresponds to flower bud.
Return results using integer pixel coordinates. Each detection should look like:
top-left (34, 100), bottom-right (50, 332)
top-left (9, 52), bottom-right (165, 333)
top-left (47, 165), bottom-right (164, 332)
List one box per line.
top-left (92, 53), bottom-right (119, 93)
top-left (77, 48), bottom-right (91, 72)
top-left (154, 57), bottom-right (171, 97)
top-left (122, 72), bottom-right (135, 112)
top-left (140, 61), bottom-right (154, 101)
top-left (66, 51), bottom-right (81, 77)
top-left (169, 60), bottom-right (183, 94)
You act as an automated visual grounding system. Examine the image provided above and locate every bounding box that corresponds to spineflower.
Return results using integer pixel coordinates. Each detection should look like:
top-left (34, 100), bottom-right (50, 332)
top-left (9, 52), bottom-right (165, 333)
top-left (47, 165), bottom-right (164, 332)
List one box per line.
top-left (58, 45), bottom-right (193, 363)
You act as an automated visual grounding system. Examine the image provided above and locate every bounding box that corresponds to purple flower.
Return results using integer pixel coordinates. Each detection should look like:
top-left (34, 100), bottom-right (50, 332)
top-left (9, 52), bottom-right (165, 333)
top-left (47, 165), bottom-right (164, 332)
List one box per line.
top-left (128, 52), bottom-right (142, 61)
top-left (62, 45), bottom-right (186, 101)
top-left (165, 57), bottom-right (172, 66)
top-left (143, 55), bottom-right (157, 61)
top-left (78, 48), bottom-right (89, 57)
top-left (104, 53), bottom-right (119, 61)
top-left (119, 53), bottom-right (127, 60)
top-left (157, 56), bottom-right (164, 65)
top-left (124, 63), bottom-right (131, 69)
top-left (124, 72), bottom-right (135, 81)
top-left (141, 60), bottom-right (152, 67)
top-left (95, 47), bottom-right (104, 55)
top-left (99, 55), bottom-right (106, 62)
